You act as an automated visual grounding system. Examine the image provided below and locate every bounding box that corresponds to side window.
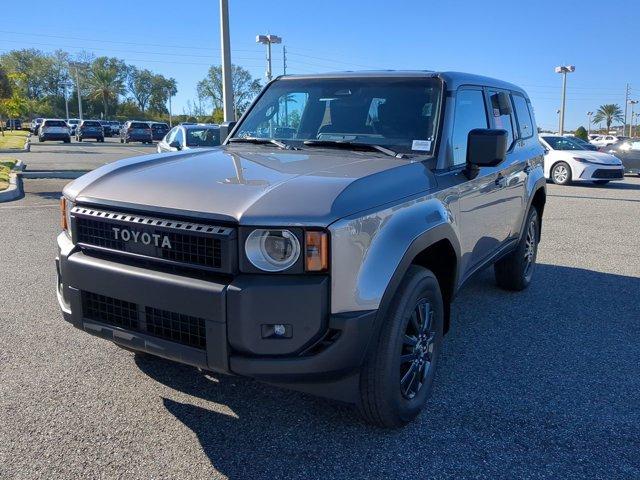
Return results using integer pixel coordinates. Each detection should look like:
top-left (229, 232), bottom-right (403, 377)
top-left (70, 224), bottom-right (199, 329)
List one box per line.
top-left (451, 89), bottom-right (488, 166)
top-left (488, 90), bottom-right (514, 148)
top-left (512, 94), bottom-right (534, 139)
top-left (174, 128), bottom-right (184, 146)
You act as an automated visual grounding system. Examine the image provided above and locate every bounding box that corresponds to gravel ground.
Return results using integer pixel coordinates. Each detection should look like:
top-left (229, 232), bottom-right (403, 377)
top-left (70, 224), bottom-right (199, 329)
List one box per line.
top-left (1, 177), bottom-right (639, 479)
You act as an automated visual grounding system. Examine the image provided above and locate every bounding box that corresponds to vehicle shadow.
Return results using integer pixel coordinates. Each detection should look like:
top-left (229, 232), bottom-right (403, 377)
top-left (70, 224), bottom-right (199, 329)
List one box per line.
top-left (135, 263), bottom-right (640, 479)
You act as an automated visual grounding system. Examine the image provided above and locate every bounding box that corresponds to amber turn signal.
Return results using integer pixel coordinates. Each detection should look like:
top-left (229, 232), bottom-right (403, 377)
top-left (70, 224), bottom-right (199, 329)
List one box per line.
top-left (60, 196), bottom-right (68, 230)
top-left (305, 231), bottom-right (328, 272)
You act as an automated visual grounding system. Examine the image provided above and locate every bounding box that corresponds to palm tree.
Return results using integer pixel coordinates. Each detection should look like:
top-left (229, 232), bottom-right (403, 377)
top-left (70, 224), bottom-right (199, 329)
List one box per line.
top-left (87, 57), bottom-right (125, 118)
top-left (592, 104), bottom-right (624, 133)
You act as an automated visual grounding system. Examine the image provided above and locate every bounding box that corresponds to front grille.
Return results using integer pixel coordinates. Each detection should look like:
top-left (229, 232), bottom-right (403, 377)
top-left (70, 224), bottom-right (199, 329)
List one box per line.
top-left (145, 307), bottom-right (206, 350)
top-left (593, 168), bottom-right (624, 179)
top-left (72, 207), bottom-right (236, 273)
top-left (82, 292), bottom-right (139, 330)
top-left (81, 291), bottom-right (207, 350)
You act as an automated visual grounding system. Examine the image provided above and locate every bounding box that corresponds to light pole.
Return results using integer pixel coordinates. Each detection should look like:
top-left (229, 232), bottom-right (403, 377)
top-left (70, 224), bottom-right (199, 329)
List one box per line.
top-left (219, 0), bottom-right (234, 122)
top-left (69, 62), bottom-right (84, 120)
top-left (629, 100), bottom-right (638, 137)
top-left (256, 34), bottom-right (282, 81)
top-left (587, 111), bottom-right (593, 135)
top-left (555, 65), bottom-right (575, 136)
top-left (63, 83), bottom-right (70, 122)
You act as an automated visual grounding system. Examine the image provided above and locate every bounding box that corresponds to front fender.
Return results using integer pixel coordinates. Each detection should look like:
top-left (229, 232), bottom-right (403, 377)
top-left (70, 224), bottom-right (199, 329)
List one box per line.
top-left (329, 194), bottom-right (459, 314)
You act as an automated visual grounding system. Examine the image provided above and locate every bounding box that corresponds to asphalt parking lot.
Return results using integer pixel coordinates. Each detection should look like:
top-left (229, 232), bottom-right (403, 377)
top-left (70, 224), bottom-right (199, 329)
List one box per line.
top-left (10, 135), bottom-right (157, 171)
top-left (1, 174), bottom-right (639, 479)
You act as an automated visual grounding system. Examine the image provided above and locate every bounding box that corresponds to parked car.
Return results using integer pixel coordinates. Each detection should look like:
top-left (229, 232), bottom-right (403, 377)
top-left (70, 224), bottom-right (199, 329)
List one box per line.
top-left (57, 71), bottom-right (547, 428)
top-left (109, 121), bottom-right (121, 136)
top-left (67, 119), bottom-right (80, 136)
top-left (100, 121), bottom-right (112, 137)
top-left (603, 139), bottom-right (640, 175)
top-left (38, 119), bottom-right (71, 143)
top-left (539, 135), bottom-right (624, 185)
top-left (149, 122), bottom-right (170, 141)
top-left (76, 120), bottom-right (104, 142)
top-left (31, 118), bottom-right (44, 135)
top-left (157, 124), bottom-right (220, 152)
top-left (4, 119), bottom-right (22, 130)
top-left (120, 121), bottom-right (153, 144)
top-left (567, 136), bottom-right (598, 151)
top-left (590, 134), bottom-right (626, 147)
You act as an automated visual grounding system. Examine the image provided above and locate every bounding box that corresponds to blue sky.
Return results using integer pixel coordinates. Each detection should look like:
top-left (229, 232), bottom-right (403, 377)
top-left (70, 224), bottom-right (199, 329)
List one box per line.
top-left (2, 0), bottom-right (638, 130)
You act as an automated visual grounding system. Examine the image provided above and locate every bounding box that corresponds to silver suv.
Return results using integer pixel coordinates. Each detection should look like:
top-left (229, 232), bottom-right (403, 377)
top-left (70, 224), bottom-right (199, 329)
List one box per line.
top-left (56, 71), bottom-right (546, 428)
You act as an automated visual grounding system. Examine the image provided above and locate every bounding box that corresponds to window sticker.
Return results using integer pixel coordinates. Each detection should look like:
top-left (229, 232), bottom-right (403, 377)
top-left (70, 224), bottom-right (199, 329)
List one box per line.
top-left (412, 140), bottom-right (432, 151)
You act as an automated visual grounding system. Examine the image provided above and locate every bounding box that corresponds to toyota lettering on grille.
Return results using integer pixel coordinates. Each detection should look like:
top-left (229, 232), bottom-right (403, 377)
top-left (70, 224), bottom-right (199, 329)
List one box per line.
top-left (112, 227), bottom-right (172, 249)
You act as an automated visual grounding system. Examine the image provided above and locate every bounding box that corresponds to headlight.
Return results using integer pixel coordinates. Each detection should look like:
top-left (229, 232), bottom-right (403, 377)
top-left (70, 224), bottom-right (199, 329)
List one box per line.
top-left (60, 197), bottom-right (73, 237)
top-left (245, 229), bottom-right (301, 272)
top-left (573, 157), bottom-right (596, 164)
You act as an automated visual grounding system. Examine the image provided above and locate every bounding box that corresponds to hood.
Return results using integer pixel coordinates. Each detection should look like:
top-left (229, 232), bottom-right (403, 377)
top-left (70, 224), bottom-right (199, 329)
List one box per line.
top-left (64, 145), bottom-right (437, 226)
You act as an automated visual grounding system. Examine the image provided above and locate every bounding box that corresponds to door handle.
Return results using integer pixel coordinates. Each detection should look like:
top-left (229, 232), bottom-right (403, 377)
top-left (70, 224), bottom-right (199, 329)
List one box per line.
top-left (495, 174), bottom-right (505, 186)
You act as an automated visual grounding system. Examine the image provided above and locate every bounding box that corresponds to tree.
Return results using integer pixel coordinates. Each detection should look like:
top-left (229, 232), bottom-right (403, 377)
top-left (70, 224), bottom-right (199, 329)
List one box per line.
top-left (592, 104), bottom-right (624, 133)
top-left (148, 76), bottom-right (177, 114)
top-left (197, 64), bottom-right (261, 118)
top-left (0, 73), bottom-right (32, 133)
top-left (0, 66), bottom-right (11, 98)
top-left (574, 126), bottom-right (588, 141)
top-left (87, 57), bottom-right (126, 118)
top-left (127, 67), bottom-right (154, 113)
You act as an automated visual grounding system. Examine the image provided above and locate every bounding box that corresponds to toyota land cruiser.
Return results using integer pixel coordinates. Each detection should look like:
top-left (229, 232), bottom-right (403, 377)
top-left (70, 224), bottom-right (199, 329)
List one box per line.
top-left (56, 71), bottom-right (546, 428)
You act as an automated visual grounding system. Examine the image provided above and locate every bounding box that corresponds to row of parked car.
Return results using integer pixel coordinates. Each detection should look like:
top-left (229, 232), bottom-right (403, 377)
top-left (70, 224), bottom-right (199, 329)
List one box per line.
top-left (26, 118), bottom-right (176, 144)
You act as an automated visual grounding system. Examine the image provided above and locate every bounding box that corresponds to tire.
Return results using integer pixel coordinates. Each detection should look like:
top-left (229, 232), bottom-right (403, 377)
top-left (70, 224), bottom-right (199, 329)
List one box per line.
top-left (494, 208), bottom-right (539, 291)
top-left (64, 137), bottom-right (70, 144)
top-left (78, 137), bottom-right (82, 142)
top-left (38, 136), bottom-right (43, 142)
top-left (120, 138), bottom-right (124, 143)
top-left (358, 266), bottom-right (444, 428)
top-left (551, 161), bottom-right (572, 185)
top-left (593, 180), bottom-right (609, 185)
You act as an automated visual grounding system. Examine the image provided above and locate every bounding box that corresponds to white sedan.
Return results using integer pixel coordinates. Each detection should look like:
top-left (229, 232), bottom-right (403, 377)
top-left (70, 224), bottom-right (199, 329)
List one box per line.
top-left (539, 135), bottom-right (624, 185)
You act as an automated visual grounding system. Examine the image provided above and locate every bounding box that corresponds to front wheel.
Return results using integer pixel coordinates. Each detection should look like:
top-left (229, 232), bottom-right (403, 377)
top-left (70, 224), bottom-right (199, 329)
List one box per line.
top-left (495, 208), bottom-right (539, 291)
top-left (551, 161), bottom-right (572, 185)
top-left (358, 266), bottom-right (444, 428)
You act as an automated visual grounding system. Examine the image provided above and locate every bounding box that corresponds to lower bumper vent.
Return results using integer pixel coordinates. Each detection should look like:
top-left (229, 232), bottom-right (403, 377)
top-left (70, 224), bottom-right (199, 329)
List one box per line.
top-left (81, 291), bottom-right (206, 350)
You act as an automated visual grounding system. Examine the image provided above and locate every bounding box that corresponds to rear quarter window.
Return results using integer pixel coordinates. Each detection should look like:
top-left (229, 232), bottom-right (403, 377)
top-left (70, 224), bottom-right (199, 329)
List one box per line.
top-left (512, 94), bottom-right (534, 139)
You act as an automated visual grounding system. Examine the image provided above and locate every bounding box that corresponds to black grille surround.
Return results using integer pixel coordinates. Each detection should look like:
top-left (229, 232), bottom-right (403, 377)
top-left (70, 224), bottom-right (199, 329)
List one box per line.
top-left (81, 291), bottom-right (207, 350)
top-left (592, 168), bottom-right (624, 179)
top-left (72, 206), bottom-right (236, 273)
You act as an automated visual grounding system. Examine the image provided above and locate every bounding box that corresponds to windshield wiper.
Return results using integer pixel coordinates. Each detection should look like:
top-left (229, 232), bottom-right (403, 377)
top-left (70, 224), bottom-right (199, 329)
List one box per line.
top-left (228, 137), bottom-right (297, 150)
top-left (303, 139), bottom-right (405, 158)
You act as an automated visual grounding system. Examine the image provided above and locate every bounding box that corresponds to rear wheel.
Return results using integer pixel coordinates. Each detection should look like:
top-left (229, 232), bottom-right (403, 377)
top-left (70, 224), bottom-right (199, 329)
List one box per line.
top-left (551, 161), bottom-right (572, 185)
top-left (495, 208), bottom-right (539, 291)
top-left (120, 138), bottom-right (124, 143)
top-left (358, 266), bottom-right (444, 428)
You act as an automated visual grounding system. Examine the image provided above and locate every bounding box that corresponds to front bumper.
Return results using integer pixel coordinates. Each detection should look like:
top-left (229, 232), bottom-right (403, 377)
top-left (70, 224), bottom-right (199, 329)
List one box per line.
top-left (576, 164), bottom-right (625, 181)
top-left (56, 233), bottom-right (375, 402)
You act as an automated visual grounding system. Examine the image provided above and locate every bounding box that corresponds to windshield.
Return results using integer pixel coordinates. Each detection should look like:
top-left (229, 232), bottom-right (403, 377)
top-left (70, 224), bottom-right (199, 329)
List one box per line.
top-left (186, 128), bottom-right (220, 146)
top-left (83, 121), bottom-right (101, 127)
top-left (152, 123), bottom-right (169, 130)
top-left (45, 120), bottom-right (67, 127)
top-left (232, 77), bottom-right (442, 154)
top-left (542, 136), bottom-right (586, 151)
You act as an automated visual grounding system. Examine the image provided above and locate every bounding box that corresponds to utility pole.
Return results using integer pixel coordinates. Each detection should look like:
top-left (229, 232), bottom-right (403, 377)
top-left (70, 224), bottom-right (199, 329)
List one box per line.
top-left (168, 91), bottom-right (173, 127)
top-left (624, 83), bottom-right (630, 136)
top-left (283, 45), bottom-right (288, 125)
top-left (283, 45), bottom-right (287, 75)
top-left (220, 0), bottom-right (234, 122)
top-left (63, 84), bottom-right (70, 122)
top-left (555, 65), bottom-right (575, 136)
top-left (587, 111), bottom-right (593, 135)
top-left (72, 65), bottom-right (84, 121)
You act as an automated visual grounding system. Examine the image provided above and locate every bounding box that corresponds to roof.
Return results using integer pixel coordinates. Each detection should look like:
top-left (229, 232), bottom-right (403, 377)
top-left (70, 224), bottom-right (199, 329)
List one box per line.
top-left (276, 70), bottom-right (528, 97)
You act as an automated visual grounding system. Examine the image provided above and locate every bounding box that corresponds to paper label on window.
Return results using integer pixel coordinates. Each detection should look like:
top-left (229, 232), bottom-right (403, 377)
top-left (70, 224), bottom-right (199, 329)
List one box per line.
top-left (412, 140), bottom-right (432, 151)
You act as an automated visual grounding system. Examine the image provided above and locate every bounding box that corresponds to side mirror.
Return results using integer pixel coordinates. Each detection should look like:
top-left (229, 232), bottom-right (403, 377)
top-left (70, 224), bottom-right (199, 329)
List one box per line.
top-left (219, 121), bottom-right (237, 144)
top-left (169, 140), bottom-right (181, 150)
top-left (467, 129), bottom-right (508, 168)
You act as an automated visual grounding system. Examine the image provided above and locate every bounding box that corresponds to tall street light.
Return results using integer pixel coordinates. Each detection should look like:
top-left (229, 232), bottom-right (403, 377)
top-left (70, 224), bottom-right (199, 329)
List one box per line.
top-left (587, 111), bottom-right (593, 135)
top-left (219, 0), bottom-right (234, 122)
top-left (256, 34), bottom-right (282, 81)
top-left (69, 62), bottom-right (84, 121)
top-left (555, 65), bottom-right (575, 136)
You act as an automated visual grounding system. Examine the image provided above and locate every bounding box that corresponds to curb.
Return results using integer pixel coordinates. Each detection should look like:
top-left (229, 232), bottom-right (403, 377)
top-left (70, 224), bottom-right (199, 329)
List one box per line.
top-left (0, 171), bottom-right (23, 202)
top-left (20, 170), bottom-right (89, 179)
